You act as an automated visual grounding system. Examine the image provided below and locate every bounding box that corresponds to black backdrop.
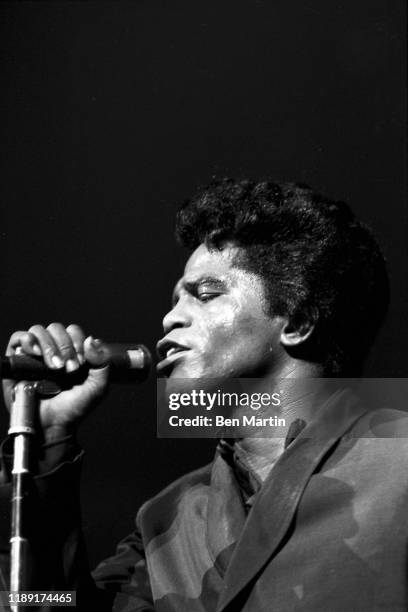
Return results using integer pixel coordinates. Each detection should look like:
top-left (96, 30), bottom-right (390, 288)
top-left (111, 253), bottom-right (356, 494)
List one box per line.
top-left (0, 0), bottom-right (406, 567)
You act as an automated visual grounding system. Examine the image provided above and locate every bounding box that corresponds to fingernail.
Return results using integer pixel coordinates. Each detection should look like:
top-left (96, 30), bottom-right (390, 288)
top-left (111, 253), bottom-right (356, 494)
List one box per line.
top-left (51, 355), bottom-right (64, 369)
top-left (66, 358), bottom-right (79, 372)
top-left (90, 338), bottom-right (104, 352)
top-left (32, 344), bottom-right (42, 356)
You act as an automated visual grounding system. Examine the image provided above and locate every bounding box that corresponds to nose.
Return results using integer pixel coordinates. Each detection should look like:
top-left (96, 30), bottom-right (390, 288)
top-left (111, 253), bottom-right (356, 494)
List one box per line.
top-left (162, 298), bottom-right (192, 334)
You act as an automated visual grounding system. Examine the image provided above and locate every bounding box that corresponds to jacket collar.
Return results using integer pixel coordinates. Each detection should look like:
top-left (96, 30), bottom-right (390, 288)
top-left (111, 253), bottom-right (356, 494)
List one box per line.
top-left (216, 387), bottom-right (369, 611)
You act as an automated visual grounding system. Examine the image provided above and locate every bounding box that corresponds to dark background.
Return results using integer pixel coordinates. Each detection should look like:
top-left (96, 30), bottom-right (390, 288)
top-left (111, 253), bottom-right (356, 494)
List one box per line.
top-left (0, 0), bottom-right (406, 567)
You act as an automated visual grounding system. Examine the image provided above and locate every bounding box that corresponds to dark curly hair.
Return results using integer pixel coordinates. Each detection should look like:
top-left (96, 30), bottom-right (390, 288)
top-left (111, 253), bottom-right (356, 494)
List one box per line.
top-left (175, 178), bottom-right (389, 375)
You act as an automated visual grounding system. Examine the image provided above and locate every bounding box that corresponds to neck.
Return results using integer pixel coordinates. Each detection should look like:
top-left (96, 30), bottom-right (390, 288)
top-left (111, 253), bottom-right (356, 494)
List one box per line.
top-left (234, 359), bottom-right (327, 482)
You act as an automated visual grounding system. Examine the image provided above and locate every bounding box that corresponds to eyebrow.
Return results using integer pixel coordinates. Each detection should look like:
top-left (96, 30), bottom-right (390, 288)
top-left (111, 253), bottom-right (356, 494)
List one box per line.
top-left (172, 276), bottom-right (227, 305)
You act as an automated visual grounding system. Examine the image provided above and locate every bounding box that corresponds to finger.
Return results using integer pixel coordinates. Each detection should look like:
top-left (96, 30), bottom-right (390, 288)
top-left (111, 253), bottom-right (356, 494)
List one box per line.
top-left (6, 331), bottom-right (42, 356)
top-left (28, 324), bottom-right (64, 369)
top-left (4, 331), bottom-right (41, 411)
top-left (47, 322), bottom-right (79, 372)
top-left (83, 336), bottom-right (110, 368)
top-left (81, 336), bottom-right (110, 401)
top-left (66, 324), bottom-right (86, 365)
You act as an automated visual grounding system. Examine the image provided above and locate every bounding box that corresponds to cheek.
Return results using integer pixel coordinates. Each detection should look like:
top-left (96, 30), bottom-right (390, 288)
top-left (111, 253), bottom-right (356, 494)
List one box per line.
top-left (201, 309), bottom-right (271, 361)
top-left (190, 302), bottom-right (235, 345)
top-left (230, 300), bottom-right (271, 343)
top-left (198, 309), bottom-right (238, 353)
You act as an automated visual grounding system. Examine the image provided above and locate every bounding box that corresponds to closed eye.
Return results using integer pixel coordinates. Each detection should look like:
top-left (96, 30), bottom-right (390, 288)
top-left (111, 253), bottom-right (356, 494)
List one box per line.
top-left (171, 277), bottom-right (227, 306)
top-left (197, 291), bottom-right (221, 302)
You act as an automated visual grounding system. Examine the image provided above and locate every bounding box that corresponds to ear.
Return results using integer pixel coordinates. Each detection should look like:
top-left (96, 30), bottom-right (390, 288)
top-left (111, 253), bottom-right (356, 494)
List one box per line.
top-left (280, 317), bottom-right (315, 348)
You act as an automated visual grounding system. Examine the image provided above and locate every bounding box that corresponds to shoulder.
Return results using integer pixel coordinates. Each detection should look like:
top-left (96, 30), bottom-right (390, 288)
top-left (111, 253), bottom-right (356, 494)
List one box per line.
top-left (352, 407), bottom-right (408, 439)
top-left (339, 408), bottom-right (408, 474)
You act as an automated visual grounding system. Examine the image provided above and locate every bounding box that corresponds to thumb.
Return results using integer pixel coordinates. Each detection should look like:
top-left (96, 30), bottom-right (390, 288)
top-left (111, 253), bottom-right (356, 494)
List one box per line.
top-left (82, 336), bottom-right (110, 397)
top-left (84, 336), bottom-right (110, 368)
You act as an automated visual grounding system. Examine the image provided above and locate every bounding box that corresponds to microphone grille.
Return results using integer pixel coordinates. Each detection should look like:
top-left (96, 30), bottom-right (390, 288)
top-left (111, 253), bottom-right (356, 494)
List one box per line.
top-left (127, 348), bottom-right (148, 369)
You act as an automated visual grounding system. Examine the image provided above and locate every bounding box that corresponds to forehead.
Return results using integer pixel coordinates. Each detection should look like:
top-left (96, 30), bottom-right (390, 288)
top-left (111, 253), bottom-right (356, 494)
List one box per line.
top-left (172, 242), bottom-right (263, 300)
top-left (183, 243), bottom-right (239, 279)
top-left (171, 243), bottom-right (241, 298)
top-left (172, 243), bottom-right (270, 310)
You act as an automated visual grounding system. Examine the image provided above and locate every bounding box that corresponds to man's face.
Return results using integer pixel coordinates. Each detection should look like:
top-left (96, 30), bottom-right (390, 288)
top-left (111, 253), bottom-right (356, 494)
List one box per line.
top-left (156, 243), bottom-right (287, 380)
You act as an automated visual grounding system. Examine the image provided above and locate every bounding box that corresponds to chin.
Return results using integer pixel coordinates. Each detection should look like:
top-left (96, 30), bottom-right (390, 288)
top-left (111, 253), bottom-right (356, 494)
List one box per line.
top-left (169, 359), bottom-right (206, 379)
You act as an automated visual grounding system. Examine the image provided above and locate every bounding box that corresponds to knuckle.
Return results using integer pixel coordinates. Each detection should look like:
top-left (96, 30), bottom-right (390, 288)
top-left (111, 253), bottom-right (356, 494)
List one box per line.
top-left (58, 342), bottom-right (75, 356)
top-left (9, 331), bottom-right (26, 344)
top-left (67, 323), bottom-right (82, 334)
top-left (67, 324), bottom-right (85, 346)
top-left (28, 324), bottom-right (45, 334)
top-left (43, 344), bottom-right (56, 356)
top-left (19, 332), bottom-right (37, 349)
top-left (47, 322), bottom-right (64, 332)
top-left (24, 331), bottom-right (37, 342)
top-left (7, 332), bottom-right (31, 356)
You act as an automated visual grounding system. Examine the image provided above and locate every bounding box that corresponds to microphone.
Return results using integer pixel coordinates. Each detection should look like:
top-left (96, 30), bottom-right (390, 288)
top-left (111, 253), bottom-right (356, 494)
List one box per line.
top-left (0, 343), bottom-right (152, 385)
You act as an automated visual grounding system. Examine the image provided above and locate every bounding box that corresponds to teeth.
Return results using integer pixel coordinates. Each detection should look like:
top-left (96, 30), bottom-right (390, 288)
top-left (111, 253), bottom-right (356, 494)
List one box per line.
top-left (166, 347), bottom-right (181, 358)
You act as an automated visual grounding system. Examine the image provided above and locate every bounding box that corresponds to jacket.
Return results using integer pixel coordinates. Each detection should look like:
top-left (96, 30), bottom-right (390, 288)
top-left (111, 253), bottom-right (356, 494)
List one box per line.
top-left (1, 389), bottom-right (408, 610)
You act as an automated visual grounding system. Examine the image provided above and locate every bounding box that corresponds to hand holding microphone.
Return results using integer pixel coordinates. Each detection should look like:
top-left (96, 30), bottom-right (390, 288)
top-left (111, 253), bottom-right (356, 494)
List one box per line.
top-left (2, 323), bottom-right (150, 444)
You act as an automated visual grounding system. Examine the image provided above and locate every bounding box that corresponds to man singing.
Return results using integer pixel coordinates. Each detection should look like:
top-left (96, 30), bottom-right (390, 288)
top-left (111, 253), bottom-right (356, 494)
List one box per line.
top-left (1, 179), bottom-right (405, 611)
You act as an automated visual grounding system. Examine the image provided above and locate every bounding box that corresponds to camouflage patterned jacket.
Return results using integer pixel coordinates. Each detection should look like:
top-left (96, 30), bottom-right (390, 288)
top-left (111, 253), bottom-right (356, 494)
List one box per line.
top-left (1, 389), bottom-right (408, 611)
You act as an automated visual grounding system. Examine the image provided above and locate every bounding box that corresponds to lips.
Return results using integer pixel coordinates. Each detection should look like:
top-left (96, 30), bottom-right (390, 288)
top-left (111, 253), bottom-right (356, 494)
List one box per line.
top-left (156, 338), bottom-right (190, 374)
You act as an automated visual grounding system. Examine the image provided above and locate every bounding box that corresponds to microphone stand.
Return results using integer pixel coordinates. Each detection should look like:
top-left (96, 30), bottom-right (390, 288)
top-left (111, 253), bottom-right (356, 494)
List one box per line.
top-left (4, 344), bottom-right (151, 607)
top-left (8, 380), bottom-right (39, 607)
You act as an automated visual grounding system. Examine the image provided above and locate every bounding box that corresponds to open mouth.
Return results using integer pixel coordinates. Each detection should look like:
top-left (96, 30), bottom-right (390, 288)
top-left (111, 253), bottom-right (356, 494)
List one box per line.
top-left (165, 346), bottom-right (186, 359)
top-left (156, 338), bottom-right (190, 375)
